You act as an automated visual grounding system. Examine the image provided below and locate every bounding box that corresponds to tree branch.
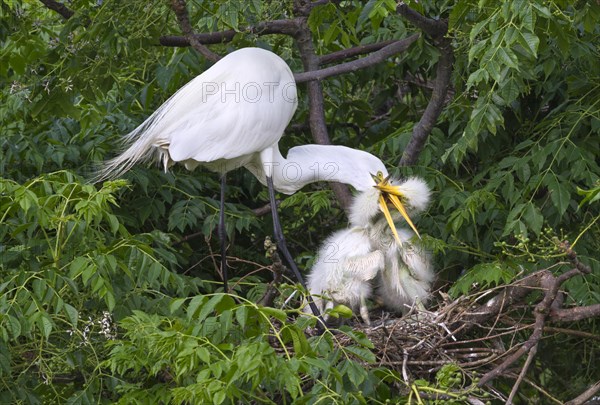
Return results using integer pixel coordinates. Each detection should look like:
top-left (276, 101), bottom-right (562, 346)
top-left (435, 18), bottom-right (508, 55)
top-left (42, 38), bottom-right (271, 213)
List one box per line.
top-left (549, 304), bottom-right (600, 322)
top-left (399, 34), bottom-right (453, 166)
top-left (397, 4), bottom-right (453, 167)
top-left (169, 0), bottom-right (221, 62)
top-left (252, 201), bottom-right (280, 217)
top-left (293, 11), bottom-right (354, 211)
top-left (38, 0), bottom-right (74, 19)
top-left (159, 19), bottom-right (301, 46)
top-left (258, 240), bottom-right (284, 307)
top-left (318, 40), bottom-right (397, 65)
top-left (476, 242), bottom-right (592, 388)
top-left (565, 380), bottom-right (600, 405)
top-left (294, 34), bottom-right (419, 83)
top-left (397, 2), bottom-right (447, 38)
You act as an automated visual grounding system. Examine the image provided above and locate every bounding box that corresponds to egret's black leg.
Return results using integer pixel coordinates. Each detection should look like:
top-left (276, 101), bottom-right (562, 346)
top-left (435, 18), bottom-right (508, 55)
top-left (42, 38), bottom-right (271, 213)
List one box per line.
top-left (219, 174), bottom-right (228, 293)
top-left (266, 176), bottom-right (324, 325)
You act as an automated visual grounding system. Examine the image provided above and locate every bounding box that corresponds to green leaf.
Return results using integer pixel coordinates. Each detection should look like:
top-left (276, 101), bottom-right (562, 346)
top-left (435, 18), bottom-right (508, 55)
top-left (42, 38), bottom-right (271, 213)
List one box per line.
top-left (504, 26), bottom-right (518, 46)
top-left (547, 175), bottom-right (570, 217)
top-left (531, 3), bottom-right (551, 18)
top-left (343, 329), bottom-right (374, 349)
top-left (196, 295), bottom-right (226, 323)
top-left (344, 360), bottom-right (367, 387)
top-left (104, 291), bottom-right (116, 312)
top-left (468, 38), bottom-right (489, 65)
top-left (187, 295), bottom-right (207, 320)
top-left (196, 346), bottom-right (211, 363)
top-left (212, 389), bottom-right (226, 405)
top-left (466, 67), bottom-right (489, 88)
top-left (302, 356), bottom-right (330, 372)
top-left (518, 32), bottom-right (539, 58)
top-left (107, 213), bottom-right (120, 234)
top-left (577, 185), bottom-right (600, 206)
top-left (5, 315), bottom-right (22, 339)
top-left (284, 326), bottom-right (310, 356)
top-left (259, 307), bottom-right (287, 322)
top-left (63, 303), bottom-right (78, 327)
top-left (235, 305), bottom-right (248, 329)
top-left (498, 47), bottom-right (519, 69)
top-left (470, 20), bottom-right (488, 42)
top-left (37, 312), bottom-right (53, 339)
top-left (449, 262), bottom-right (516, 297)
top-left (69, 256), bottom-right (89, 276)
top-left (344, 346), bottom-right (376, 363)
top-left (501, 76), bottom-right (521, 103)
top-left (328, 304), bottom-right (353, 319)
top-left (169, 298), bottom-right (187, 314)
top-left (524, 203), bottom-right (544, 235)
top-left (487, 58), bottom-right (505, 82)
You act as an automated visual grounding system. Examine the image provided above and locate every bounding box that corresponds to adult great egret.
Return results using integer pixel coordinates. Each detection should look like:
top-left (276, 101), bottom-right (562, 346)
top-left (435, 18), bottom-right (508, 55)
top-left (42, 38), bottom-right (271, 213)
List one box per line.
top-left (95, 47), bottom-right (417, 320)
top-left (305, 176), bottom-right (433, 324)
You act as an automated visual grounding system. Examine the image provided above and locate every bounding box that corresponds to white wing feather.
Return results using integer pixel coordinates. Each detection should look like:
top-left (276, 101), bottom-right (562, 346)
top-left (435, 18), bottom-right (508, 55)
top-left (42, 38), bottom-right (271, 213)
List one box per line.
top-left (95, 48), bottom-right (297, 181)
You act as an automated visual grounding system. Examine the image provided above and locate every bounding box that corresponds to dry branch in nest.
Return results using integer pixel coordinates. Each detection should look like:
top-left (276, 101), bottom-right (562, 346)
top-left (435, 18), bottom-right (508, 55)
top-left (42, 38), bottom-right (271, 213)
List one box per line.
top-left (328, 241), bottom-right (598, 403)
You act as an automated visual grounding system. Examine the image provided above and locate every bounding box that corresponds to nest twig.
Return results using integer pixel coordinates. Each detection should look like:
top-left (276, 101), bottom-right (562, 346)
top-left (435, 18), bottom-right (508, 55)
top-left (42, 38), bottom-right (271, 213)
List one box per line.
top-left (280, 240), bottom-right (598, 403)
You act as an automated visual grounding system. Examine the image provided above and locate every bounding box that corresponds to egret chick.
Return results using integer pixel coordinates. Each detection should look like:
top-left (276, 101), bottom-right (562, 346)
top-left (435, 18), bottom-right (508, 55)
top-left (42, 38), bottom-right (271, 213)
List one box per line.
top-left (305, 176), bottom-right (432, 324)
top-left (351, 176), bottom-right (434, 314)
top-left (306, 228), bottom-right (384, 325)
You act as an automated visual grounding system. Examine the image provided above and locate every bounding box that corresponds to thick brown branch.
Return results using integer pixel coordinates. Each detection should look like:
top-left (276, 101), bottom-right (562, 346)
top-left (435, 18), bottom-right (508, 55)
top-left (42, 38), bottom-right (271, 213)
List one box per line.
top-left (294, 34), bottom-right (419, 83)
top-left (559, 239), bottom-right (592, 274)
top-left (252, 201), bottom-right (280, 217)
top-left (397, 3), bottom-right (453, 167)
top-left (159, 19), bottom-right (301, 46)
top-left (39, 0), bottom-right (74, 19)
top-left (397, 2), bottom-right (447, 38)
top-left (565, 380), bottom-right (600, 405)
top-left (294, 12), bottom-right (353, 211)
top-left (549, 304), bottom-right (600, 322)
top-left (399, 33), bottom-right (453, 166)
top-left (319, 40), bottom-right (397, 65)
top-left (169, 0), bottom-right (221, 62)
top-left (477, 254), bottom-right (591, 388)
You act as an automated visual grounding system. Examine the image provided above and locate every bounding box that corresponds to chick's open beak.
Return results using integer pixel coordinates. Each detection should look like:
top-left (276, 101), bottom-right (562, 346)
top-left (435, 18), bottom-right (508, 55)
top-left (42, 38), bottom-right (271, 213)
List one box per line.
top-left (372, 172), bottom-right (421, 245)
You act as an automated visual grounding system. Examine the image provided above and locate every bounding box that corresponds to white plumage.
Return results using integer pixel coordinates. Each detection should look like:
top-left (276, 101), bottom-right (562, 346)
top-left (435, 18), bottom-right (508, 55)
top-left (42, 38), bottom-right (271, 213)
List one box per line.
top-left (95, 46), bottom-right (428, 320)
top-left (306, 177), bottom-right (434, 324)
top-left (96, 47), bottom-right (298, 181)
top-left (95, 47), bottom-right (390, 195)
top-left (306, 228), bottom-right (384, 325)
top-left (371, 227), bottom-right (434, 314)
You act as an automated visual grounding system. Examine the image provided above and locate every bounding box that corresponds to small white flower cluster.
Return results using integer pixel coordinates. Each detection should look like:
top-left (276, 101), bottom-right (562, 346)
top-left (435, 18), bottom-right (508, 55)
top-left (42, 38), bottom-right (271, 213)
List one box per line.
top-left (67, 311), bottom-right (117, 345)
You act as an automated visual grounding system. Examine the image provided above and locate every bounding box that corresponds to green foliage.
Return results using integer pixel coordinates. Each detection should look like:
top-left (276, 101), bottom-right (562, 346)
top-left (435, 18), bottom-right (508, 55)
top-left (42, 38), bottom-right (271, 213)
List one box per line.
top-left (449, 261), bottom-right (519, 297)
top-left (1, 0), bottom-right (599, 402)
top-left (104, 296), bottom-right (385, 404)
top-left (0, 171), bottom-right (209, 402)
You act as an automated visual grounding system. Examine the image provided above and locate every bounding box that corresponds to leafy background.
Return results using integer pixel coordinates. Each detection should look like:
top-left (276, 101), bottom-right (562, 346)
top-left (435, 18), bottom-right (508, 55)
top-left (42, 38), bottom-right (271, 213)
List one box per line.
top-left (1, 0), bottom-right (598, 403)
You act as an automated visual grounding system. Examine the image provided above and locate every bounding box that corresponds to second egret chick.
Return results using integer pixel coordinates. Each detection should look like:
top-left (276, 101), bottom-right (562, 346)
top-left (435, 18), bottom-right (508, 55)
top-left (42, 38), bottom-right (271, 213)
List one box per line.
top-left (373, 227), bottom-right (434, 314)
top-left (305, 228), bottom-right (384, 325)
top-left (350, 176), bottom-right (434, 314)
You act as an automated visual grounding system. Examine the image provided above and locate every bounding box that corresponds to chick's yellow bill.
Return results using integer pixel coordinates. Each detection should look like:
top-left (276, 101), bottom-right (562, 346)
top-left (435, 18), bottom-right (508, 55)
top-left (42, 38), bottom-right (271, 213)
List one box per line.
top-left (372, 172), bottom-right (421, 245)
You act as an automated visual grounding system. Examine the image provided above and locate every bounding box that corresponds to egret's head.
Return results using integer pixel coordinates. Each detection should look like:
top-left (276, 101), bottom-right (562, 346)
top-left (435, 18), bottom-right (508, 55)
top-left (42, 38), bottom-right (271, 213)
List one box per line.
top-left (369, 173), bottom-right (431, 244)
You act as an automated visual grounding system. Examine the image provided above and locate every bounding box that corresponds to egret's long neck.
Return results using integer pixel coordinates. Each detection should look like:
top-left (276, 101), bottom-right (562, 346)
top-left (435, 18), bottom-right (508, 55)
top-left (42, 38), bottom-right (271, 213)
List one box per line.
top-left (270, 146), bottom-right (329, 194)
top-left (247, 144), bottom-right (387, 195)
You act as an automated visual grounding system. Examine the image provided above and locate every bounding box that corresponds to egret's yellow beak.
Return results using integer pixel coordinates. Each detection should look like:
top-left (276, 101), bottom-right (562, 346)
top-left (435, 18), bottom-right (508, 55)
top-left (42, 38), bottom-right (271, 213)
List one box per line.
top-left (372, 171), bottom-right (421, 245)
